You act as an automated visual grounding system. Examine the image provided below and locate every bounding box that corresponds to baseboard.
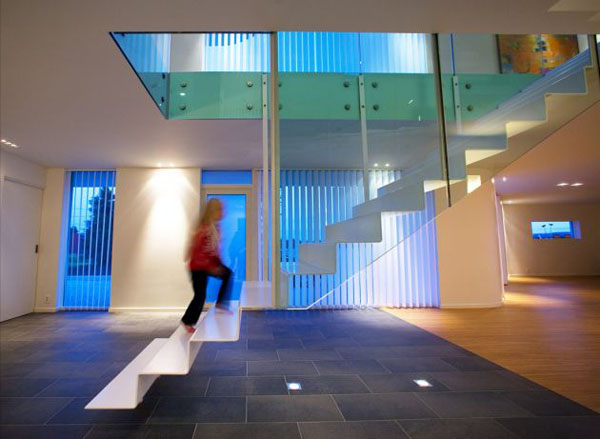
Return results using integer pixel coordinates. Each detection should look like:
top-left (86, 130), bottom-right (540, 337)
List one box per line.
top-left (440, 301), bottom-right (504, 309)
top-left (33, 307), bottom-right (57, 313)
top-left (109, 307), bottom-right (188, 313)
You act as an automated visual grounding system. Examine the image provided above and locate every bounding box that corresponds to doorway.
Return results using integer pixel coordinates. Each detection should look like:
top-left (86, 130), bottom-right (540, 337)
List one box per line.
top-left (201, 187), bottom-right (254, 302)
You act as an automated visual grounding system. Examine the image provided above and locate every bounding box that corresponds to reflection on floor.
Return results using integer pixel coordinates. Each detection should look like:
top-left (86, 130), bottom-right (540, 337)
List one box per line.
top-left (386, 276), bottom-right (600, 414)
top-left (1, 306), bottom-right (599, 438)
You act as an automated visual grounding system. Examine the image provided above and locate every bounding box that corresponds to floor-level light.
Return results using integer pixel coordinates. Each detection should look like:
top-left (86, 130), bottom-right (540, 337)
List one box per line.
top-left (287, 382), bottom-right (302, 391)
top-left (413, 379), bottom-right (433, 388)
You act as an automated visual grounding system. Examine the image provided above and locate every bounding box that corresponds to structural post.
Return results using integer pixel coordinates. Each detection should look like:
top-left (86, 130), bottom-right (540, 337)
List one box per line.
top-left (358, 75), bottom-right (370, 202)
top-left (431, 33), bottom-right (452, 207)
top-left (269, 32), bottom-right (282, 307)
top-left (261, 74), bottom-right (269, 283)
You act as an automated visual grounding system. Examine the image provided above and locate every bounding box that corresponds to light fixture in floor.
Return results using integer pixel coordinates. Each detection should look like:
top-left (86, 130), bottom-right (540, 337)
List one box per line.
top-left (287, 382), bottom-right (302, 390)
top-left (413, 379), bottom-right (433, 388)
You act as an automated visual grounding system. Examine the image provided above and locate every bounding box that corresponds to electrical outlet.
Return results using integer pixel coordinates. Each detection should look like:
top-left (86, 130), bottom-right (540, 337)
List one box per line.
top-left (45, 296), bottom-right (50, 304)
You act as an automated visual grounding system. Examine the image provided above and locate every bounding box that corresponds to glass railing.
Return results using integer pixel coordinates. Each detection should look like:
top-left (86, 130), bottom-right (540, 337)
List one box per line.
top-left (111, 32), bottom-right (600, 309)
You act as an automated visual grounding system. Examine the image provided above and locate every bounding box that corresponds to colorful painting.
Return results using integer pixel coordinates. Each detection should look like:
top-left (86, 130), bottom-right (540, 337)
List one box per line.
top-left (498, 34), bottom-right (579, 74)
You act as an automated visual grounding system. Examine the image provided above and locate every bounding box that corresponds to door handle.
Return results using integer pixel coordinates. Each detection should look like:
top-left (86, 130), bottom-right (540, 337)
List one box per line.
top-left (35, 245), bottom-right (39, 254)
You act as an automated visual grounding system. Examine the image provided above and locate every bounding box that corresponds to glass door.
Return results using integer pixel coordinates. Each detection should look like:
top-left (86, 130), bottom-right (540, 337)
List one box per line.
top-left (202, 192), bottom-right (247, 301)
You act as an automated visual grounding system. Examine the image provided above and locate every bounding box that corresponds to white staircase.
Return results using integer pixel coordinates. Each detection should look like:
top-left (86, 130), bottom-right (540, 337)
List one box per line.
top-left (283, 46), bottom-right (600, 280)
top-left (85, 301), bottom-right (242, 409)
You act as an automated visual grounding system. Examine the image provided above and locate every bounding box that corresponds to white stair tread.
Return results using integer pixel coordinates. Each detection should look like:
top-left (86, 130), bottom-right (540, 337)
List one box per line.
top-left (190, 301), bottom-right (241, 342)
top-left (141, 325), bottom-right (199, 375)
top-left (85, 338), bottom-right (168, 409)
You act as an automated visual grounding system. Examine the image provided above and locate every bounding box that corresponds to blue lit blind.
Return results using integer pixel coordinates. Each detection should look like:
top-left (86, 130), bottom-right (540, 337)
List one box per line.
top-left (278, 32), bottom-right (430, 73)
top-left (113, 33), bottom-right (171, 72)
top-left (63, 171), bottom-right (116, 310)
top-left (280, 169), bottom-right (439, 308)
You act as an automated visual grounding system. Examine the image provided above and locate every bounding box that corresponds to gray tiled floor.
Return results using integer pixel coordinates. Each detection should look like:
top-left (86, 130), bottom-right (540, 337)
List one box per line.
top-left (1, 309), bottom-right (599, 438)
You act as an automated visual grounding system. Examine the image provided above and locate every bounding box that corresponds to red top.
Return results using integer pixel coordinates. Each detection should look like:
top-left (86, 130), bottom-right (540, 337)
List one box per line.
top-left (188, 225), bottom-right (221, 271)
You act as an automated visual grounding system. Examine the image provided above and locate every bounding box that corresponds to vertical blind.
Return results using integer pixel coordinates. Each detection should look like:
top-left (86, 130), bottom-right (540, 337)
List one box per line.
top-left (280, 169), bottom-right (440, 308)
top-left (63, 171), bottom-right (116, 310)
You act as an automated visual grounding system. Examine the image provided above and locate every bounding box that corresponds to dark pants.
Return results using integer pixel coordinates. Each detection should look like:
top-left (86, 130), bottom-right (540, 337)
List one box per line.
top-left (181, 265), bottom-right (232, 326)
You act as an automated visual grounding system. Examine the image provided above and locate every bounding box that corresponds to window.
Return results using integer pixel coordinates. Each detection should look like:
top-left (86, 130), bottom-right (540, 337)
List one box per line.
top-left (531, 221), bottom-right (580, 240)
top-left (63, 171), bottom-right (116, 309)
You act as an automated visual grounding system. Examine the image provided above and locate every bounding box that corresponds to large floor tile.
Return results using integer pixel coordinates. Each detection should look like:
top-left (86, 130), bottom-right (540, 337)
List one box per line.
top-left (48, 397), bottom-right (159, 424)
top-left (86, 424), bottom-right (195, 439)
top-left (360, 373), bottom-right (449, 393)
top-left (378, 357), bottom-right (456, 373)
top-left (313, 360), bottom-right (388, 375)
top-left (206, 376), bottom-right (287, 396)
top-left (500, 390), bottom-right (599, 416)
top-left (431, 371), bottom-right (538, 391)
top-left (193, 423), bottom-right (301, 439)
top-left (37, 377), bottom-right (112, 397)
top-left (285, 375), bottom-right (370, 394)
top-left (0, 397), bottom-right (72, 424)
top-left (247, 395), bottom-right (344, 422)
top-left (334, 393), bottom-right (437, 420)
top-left (0, 425), bottom-right (91, 439)
top-left (248, 360), bottom-right (318, 376)
top-left (147, 375), bottom-right (210, 397)
top-left (0, 378), bottom-right (55, 397)
top-left (417, 391), bottom-right (533, 418)
top-left (188, 360), bottom-right (246, 377)
top-left (400, 419), bottom-right (518, 439)
top-left (148, 397), bottom-right (245, 424)
top-left (497, 416), bottom-right (600, 439)
top-left (277, 348), bottom-right (342, 361)
top-left (299, 420), bottom-right (408, 439)
top-left (441, 356), bottom-right (503, 371)
top-left (215, 348), bottom-right (278, 361)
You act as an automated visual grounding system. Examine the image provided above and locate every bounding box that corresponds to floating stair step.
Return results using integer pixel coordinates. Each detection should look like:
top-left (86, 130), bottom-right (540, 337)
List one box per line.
top-left (355, 184), bottom-right (425, 218)
top-left (280, 260), bottom-right (336, 275)
top-left (85, 338), bottom-right (168, 409)
top-left (325, 213), bottom-right (382, 243)
top-left (191, 301), bottom-right (242, 343)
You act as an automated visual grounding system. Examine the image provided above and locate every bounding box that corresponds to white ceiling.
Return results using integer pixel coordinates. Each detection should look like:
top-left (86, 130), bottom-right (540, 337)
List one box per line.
top-left (495, 102), bottom-right (600, 204)
top-left (1, 0), bottom-right (599, 170)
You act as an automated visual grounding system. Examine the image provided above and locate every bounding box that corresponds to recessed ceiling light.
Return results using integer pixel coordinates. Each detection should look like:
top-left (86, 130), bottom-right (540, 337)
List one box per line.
top-left (556, 182), bottom-right (569, 187)
top-left (502, 177), bottom-right (507, 182)
top-left (491, 178), bottom-right (495, 183)
top-left (413, 379), bottom-right (433, 388)
top-left (571, 182), bottom-right (583, 187)
top-left (168, 163), bottom-right (174, 167)
top-left (1, 139), bottom-right (7, 143)
top-left (157, 162), bottom-right (163, 167)
top-left (373, 163), bottom-right (379, 167)
top-left (385, 163), bottom-right (390, 167)
top-left (287, 382), bottom-right (302, 391)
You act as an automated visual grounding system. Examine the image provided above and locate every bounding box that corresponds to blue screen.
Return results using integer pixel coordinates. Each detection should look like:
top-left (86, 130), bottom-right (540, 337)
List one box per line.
top-left (531, 221), bottom-right (574, 239)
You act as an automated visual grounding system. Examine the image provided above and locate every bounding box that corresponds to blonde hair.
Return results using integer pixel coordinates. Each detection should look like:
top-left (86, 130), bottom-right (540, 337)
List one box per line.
top-left (199, 198), bottom-right (222, 227)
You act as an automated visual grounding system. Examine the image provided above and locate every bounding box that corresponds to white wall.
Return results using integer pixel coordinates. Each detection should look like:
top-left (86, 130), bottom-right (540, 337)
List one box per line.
top-left (503, 202), bottom-right (600, 276)
top-left (0, 150), bottom-right (46, 320)
top-left (110, 168), bottom-right (201, 311)
top-left (436, 181), bottom-right (504, 308)
top-left (34, 168), bottom-right (68, 312)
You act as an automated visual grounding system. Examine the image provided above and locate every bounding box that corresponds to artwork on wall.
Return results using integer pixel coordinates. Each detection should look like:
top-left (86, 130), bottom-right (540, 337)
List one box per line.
top-left (498, 34), bottom-right (579, 74)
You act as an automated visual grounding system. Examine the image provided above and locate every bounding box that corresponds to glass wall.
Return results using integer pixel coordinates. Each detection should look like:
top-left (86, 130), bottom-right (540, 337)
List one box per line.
top-left (63, 171), bottom-right (116, 310)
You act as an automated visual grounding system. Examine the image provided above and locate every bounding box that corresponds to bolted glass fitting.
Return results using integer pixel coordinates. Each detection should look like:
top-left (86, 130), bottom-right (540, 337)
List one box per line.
top-left (343, 80), bottom-right (350, 88)
top-left (465, 83), bottom-right (472, 90)
top-left (467, 105), bottom-right (473, 112)
top-left (344, 104), bottom-right (351, 110)
top-left (180, 82), bottom-right (187, 88)
top-left (371, 82), bottom-right (378, 88)
top-left (247, 80), bottom-right (254, 87)
top-left (179, 104), bottom-right (186, 111)
top-left (373, 104), bottom-right (380, 111)
top-left (279, 103), bottom-right (283, 110)
top-left (278, 81), bottom-right (282, 87)
top-left (247, 103), bottom-right (254, 110)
